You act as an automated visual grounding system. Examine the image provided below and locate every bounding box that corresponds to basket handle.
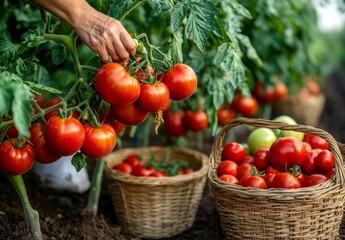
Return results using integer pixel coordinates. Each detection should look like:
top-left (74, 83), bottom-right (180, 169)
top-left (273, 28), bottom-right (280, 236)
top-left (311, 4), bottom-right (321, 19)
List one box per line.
top-left (210, 117), bottom-right (345, 186)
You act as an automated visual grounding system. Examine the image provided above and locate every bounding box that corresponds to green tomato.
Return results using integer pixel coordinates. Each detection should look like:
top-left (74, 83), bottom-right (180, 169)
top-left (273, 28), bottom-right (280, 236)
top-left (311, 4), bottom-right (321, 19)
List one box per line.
top-left (247, 127), bottom-right (277, 155)
top-left (272, 115), bottom-right (304, 141)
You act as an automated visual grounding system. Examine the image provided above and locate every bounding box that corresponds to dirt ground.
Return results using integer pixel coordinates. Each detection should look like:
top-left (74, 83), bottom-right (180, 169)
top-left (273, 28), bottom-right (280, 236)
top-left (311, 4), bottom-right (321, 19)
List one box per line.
top-left (1, 72), bottom-right (345, 240)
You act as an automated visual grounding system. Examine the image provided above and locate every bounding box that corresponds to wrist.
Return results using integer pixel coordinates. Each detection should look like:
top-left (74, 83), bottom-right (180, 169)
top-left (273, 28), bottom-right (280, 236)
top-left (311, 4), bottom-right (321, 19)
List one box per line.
top-left (69, 2), bottom-right (94, 28)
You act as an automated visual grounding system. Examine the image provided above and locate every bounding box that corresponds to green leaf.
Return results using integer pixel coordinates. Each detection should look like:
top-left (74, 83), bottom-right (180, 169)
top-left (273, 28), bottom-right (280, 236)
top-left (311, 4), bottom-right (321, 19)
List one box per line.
top-left (51, 42), bottom-right (67, 65)
top-left (237, 34), bottom-right (262, 66)
top-left (20, 23), bottom-right (45, 48)
top-left (12, 86), bottom-right (33, 137)
top-left (168, 31), bottom-right (183, 64)
top-left (0, 84), bottom-right (13, 117)
top-left (228, 1), bottom-right (252, 19)
top-left (147, 0), bottom-right (172, 12)
top-left (108, 0), bottom-right (134, 19)
top-left (87, 0), bottom-right (112, 13)
top-left (71, 152), bottom-right (88, 172)
top-left (185, 0), bottom-right (219, 51)
top-left (25, 81), bottom-right (62, 95)
top-left (170, 2), bottom-right (187, 31)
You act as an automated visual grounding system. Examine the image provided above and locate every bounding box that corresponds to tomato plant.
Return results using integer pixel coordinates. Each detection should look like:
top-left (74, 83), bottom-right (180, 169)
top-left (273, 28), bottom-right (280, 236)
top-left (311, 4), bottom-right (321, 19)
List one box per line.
top-left (184, 110), bottom-right (209, 132)
top-left (232, 94), bottom-right (258, 117)
top-left (138, 82), bottom-right (170, 113)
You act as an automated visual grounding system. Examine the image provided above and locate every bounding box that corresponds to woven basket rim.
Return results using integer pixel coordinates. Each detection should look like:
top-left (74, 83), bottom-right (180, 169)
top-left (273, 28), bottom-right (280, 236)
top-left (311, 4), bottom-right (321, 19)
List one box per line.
top-left (208, 117), bottom-right (345, 200)
top-left (105, 146), bottom-right (209, 186)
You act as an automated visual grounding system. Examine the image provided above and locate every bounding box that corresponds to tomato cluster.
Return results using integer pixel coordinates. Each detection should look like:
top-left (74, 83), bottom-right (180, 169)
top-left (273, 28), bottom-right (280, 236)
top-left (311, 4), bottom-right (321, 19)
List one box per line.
top-left (217, 131), bottom-right (334, 189)
top-left (94, 62), bottom-right (197, 126)
top-left (112, 154), bottom-right (193, 177)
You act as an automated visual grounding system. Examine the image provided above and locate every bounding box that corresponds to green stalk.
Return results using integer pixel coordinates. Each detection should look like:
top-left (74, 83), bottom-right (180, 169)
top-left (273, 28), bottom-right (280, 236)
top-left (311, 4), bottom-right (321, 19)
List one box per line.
top-left (7, 175), bottom-right (42, 240)
top-left (119, 0), bottom-right (145, 21)
top-left (84, 158), bottom-right (106, 215)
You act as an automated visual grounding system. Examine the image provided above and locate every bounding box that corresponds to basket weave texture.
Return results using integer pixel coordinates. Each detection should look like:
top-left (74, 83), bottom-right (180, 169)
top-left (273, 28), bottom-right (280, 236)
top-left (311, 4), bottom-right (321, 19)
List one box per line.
top-left (208, 117), bottom-right (345, 240)
top-left (104, 146), bottom-right (208, 239)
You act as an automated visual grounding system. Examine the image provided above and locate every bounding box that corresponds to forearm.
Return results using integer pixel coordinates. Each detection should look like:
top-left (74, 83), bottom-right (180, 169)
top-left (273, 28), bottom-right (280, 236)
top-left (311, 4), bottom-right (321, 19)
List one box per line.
top-left (29, 0), bottom-right (93, 28)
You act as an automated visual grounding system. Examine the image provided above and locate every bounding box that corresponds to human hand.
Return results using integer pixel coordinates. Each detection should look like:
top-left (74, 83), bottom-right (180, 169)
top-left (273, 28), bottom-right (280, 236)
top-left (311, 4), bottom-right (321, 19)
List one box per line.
top-left (73, 6), bottom-right (136, 63)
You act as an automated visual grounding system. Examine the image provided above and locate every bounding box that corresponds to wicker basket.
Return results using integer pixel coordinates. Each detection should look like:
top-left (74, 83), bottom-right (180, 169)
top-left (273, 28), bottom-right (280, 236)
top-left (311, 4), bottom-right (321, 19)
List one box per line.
top-left (271, 94), bottom-right (325, 126)
top-left (104, 146), bottom-right (208, 239)
top-left (208, 117), bottom-right (345, 240)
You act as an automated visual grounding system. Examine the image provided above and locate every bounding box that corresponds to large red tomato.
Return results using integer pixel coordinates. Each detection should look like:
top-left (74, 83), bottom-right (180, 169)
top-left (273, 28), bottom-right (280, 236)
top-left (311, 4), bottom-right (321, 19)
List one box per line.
top-left (221, 142), bottom-right (246, 163)
top-left (162, 63), bottom-right (197, 101)
top-left (45, 116), bottom-right (85, 156)
top-left (184, 110), bottom-right (208, 132)
top-left (163, 110), bottom-right (187, 137)
top-left (81, 124), bottom-right (116, 159)
top-left (138, 82), bottom-right (170, 112)
top-left (30, 122), bottom-right (61, 164)
top-left (111, 102), bottom-right (149, 125)
top-left (232, 94), bottom-right (258, 117)
top-left (0, 139), bottom-right (35, 175)
top-left (94, 63), bottom-right (140, 105)
top-left (269, 137), bottom-right (306, 171)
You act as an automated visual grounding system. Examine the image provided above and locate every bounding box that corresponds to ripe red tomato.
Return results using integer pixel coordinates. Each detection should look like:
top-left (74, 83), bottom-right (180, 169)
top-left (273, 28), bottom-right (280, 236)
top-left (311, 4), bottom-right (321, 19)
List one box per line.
top-left (252, 81), bottom-right (275, 102)
top-left (303, 133), bottom-right (329, 150)
top-left (314, 149), bottom-right (335, 172)
top-left (135, 58), bottom-right (155, 81)
top-left (80, 124), bottom-right (116, 159)
top-left (324, 168), bottom-right (335, 179)
top-left (269, 137), bottom-right (306, 171)
top-left (232, 94), bottom-right (259, 117)
top-left (149, 171), bottom-right (166, 177)
top-left (237, 163), bottom-right (258, 180)
top-left (161, 99), bottom-right (172, 112)
top-left (301, 148), bottom-right (322, 175)
top-left (43, 97), bottom-right (79, 121)
top-left (163, 110), bottom-right (187, 137)
top-left (131, 165), bottom-right (155, 176)
top-left (29, 122), bottom-right (61, 164)
top-left (253, 148), bottom-right (270, 170)
top-left (184, 110), bottom-right (208, 132)
top-left (219, 174), bottom-right (239, 184)
top-left (179, 168), bottom-right (193, 175)
top-left (217, 160), bottom-right (238, 177)
top-left (162, 63), bottom-right (197, 101)
top-left (241, 155), bottom-right (254, 165)
top-left (111, 102), bottom-right (149, 125)
top-left (138, 82), bottom-right (170, 112)
top-left (123, 154), bottom-right (142, 167)
top-left (0, 139), bottom-right (35, 175)
top-left (2, 118), bottom-right (18, 138)
top-left (263, 173), bottom-right (276, 188)
top-left (294, 172), bottom-right (305, 185)
top-left (94, 63), bottom-right (140, 105)
top-left (273, 82), bottom-right (288, 101)
top-left (271, 172), bottom-right (301, 189)
top-left (265, 165), bottom-right (281, 175)
top-left (303, 174), bottom-right (328, 187)
top-left (217, 106), bottom-right (236, 125)
top-left (108, 118), bottom-right (125, 135)
top-left (240, 174), bottom-right (267, 189)
top-left (45, 116), bottom-right (85, 156)
top-left (112, 162), bottom-right (132, 174)
top-left (222, 142), bottom-right (246, 163)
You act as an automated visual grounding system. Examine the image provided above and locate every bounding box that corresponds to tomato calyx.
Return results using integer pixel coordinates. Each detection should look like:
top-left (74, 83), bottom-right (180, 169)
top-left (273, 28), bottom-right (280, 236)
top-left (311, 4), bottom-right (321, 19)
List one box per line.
top-left (287, 165), bottom-right (302, 178)
top-left (250, 167), bottom-right (265, 177)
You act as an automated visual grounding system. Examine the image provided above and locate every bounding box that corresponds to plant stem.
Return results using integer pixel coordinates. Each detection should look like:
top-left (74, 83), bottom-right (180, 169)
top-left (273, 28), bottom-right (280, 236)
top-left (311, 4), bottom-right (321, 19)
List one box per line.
top-left (7, 175), bottom-right (42, 240)
top-left (119, 0), bottom-right (144, 21)
top-left (84, 158), bottom-right (106, 215)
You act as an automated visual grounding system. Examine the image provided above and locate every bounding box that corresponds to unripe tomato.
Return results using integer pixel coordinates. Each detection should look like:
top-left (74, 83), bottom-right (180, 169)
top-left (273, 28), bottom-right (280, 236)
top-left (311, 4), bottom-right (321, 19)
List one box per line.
top-left (45, 116), bottom-right (85, 156)
top-left (81, 124), bottom-right (116, 160)
top-left (95, 63), bottom-right (140, 105)
top-left (162, 63), bottom-right (197, 101)
top-left (0, 139), bottom-right (35, 175)
top-left (138, 82), bottom-right (170, 112)
top-left (111, 102), bottom-right (149, 125)
top-left (184, 110), bottom-right (208, 132)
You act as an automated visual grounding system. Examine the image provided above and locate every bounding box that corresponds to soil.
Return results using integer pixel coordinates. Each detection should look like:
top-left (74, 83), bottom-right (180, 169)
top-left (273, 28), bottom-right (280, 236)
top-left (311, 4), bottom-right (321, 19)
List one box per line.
top-left (1, 72), bottom-right (345, 240)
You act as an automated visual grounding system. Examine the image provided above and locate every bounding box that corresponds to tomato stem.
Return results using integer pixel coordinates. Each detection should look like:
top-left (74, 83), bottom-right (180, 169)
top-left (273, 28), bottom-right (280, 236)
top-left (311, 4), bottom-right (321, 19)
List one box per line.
top-left (119, 0), bottom-right (144, 21)
top-left (84, 157), bottom-right (106, 215)
top-left (7, 175), bottom-right (42, 240)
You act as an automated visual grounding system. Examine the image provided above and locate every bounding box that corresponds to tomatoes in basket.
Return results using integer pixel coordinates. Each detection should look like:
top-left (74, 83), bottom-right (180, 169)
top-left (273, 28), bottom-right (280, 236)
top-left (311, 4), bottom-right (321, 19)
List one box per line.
top-left (314, 149), bottom-right (335, 172)
top-left (269, 137), bottom-right (306, 171)
top-left (111, 102), bottom-right (149, 125)
top-left (253, 148), bottom-right (270, 170)
top-left (162, 63), bottom-right (197, 101)
top-left (112, 162), bottom-right (132, 174)
top-left (239, 174), bottom-right (267, 189)
top-left (81, 124), bottom-right (116, 159)
top-left (219, 174), bottom-right (239, 184)
top-left (222, 142), bottom-right (246, 163)
top-left (0, 139), bottom-right (35, 175)
top-left (95, 63), bottom-right (140, 105)
top-left (237, 163), bottom-right (258, 181)
top-left (271, 172), bottom-right (301, 189)
top-left (138, 82), bottom-right (170, 112)
top-left (217, 160), bottom-right (238, 177)
top-left (45, 116), bottom-right (85, 156)
top-left (184, 110), bottom-right (209, 132)
top-left (303, 174), bottom-right (328, 187)
top-left (303, 133), bottom-right (329, 150)
top-left (30, 122), bottom-right (61, 164)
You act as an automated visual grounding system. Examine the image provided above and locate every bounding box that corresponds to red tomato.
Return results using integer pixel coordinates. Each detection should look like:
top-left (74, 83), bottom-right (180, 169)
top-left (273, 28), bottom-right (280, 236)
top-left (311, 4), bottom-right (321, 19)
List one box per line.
top-left (123, 154), bottom-right (142, 167)
top-left (301, 148), bottom-right (322, 175)
top-left (265, 165), bottom-right (281, 175)
top-left (2, 118), bottom-right (18, 138)
top-left (111, 102), bottom-right (149, 126)
top-left (138, 82), bottom-right (170, 112)
top-left (108, 118), bottom-right (125, 135)
top-left (45, 116), bottom-right (85, 156)
top-left (95, 63), bottom-right (140, 105)
top-left (81, 124), bottom-right (116, 160)
top-left (0, 139), bottom-right (35, 175)
top-left (263, 173), bottom-right (276, 188)
top-left (237, 163), bottom-right (257, 180)
top-left (273, 82), bottom-right (288, 101)
top-left (184, 110), bottom-right (208, 132)
top-left (219, 174), bottom-right (239, 184)
top-left (132, 165), bottom-right (155, 176)
top-left (135, 58), bottom-right (155, 81)
top-left (271, 172), bottom-right (301, 189)
top-left (252, 81), bottom-right (275, 102)
top-left (269, 137), bottom-right (306, 171)
top-left (163, 110), bottom-right (187, 137)
top-left (241, 155), bottom-right (254, 165)
top-left (232, 94), bottom-right (258, 117)
top-left (162, 63), bottom-right (197, 101)
top-left (303, 133), bottom-right (329, 150)
top-left (43, 97), bottom-right (79, 121)
top-left (112, 162), bottom-right (132, 174)
top-left (295, 172), bottom-right (305, 185)
top-left (324, 169), bottom-right (335, 179)
top-left (303, 174), bottom-right (328, 187)
top-left (149, 171), bottom-right (166, 177)
top-left (222, 142), bottom-right (246, 163)
top-left (29, 122), bottom-right (61, 164)
top-left (179, 168), bottom-right (193, 175)
top-left (217, 106), bottom-right (236, 125)
top-left (217, 160), bottom-right (238, 177)
top-left (161, 99), bottom-right (172, 112)
top-left (253, 148), bottom-right (270, 170)
top-left (239, 174), bottom-right (267, 189)
top-left (314, 149), bottom-right (335, 172)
